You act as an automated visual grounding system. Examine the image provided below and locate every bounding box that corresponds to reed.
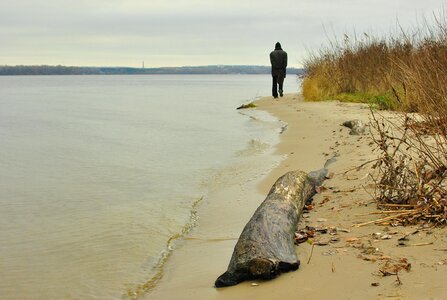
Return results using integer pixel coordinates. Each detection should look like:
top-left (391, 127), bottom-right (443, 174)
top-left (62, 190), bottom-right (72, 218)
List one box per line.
top-left (302, 12), bottom-right (447, 113)
top-left (303, 10), bottom-right (447, 225)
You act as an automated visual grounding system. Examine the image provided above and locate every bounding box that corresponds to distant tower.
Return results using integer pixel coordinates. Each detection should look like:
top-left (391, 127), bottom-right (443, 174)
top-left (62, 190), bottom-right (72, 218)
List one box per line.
top-left (142, 61), bottom-right (145, 69)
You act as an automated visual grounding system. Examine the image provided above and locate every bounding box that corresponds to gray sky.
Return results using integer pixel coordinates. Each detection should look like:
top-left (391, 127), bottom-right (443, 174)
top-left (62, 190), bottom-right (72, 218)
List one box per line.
top-left (1, 0), bottom-right (446, 67)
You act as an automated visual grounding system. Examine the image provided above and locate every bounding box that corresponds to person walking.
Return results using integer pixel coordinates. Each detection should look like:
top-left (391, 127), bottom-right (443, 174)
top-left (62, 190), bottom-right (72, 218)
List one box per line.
top-left (270, 42), bottom-right (288, 98)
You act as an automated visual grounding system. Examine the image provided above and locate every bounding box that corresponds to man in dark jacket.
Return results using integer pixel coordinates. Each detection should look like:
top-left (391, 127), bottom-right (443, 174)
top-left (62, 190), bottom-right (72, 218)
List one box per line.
top-left (270, 42), bottom-right (288, 98)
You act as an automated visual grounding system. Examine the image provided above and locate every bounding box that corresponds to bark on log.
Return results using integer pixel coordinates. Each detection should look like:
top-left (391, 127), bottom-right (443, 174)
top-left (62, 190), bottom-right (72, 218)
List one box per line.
top-left (215, 168), bottom-right (328, 287)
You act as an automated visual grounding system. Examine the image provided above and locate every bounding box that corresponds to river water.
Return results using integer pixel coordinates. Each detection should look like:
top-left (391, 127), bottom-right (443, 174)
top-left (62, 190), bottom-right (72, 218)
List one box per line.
top-left (0, 74), bottom-right (297, 299)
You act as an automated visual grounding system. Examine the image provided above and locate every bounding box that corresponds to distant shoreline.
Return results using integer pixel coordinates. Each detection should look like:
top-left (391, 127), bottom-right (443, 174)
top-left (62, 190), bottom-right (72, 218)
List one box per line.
top-left (0, 65), bottom-right (304, 76)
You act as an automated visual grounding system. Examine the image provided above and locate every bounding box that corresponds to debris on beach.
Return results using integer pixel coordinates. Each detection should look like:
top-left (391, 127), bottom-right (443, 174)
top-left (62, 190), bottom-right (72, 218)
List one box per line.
top-left (236, 102), bottom-right (256, 110)
top-left (294, 226), bottom-right (316, 244)
top-left (295, 225), bottom-right (345, 246)
top-left (369, 111), bottom-right (447, 226)
top-left (378, 258), bottom-right (411, 276)
top-left (345, 237), bottom-right (359, 243)
top-left (315, 186), bottom-right (328, 193)
top-left (319, 197), bottom-right (331, 206)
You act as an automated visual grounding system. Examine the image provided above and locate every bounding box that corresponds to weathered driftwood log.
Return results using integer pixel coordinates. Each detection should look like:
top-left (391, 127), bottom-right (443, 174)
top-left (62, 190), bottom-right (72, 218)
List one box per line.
top-left (215, 168), bottom-right (328, 287)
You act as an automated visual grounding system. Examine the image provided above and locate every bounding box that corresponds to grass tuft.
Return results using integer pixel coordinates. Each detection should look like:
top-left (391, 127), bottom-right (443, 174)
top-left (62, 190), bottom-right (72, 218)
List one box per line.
top-left (302, 10), bottom-right (447, 114)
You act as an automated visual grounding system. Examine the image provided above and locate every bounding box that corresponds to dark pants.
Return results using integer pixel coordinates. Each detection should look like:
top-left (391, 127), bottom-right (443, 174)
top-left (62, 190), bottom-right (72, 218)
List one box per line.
top-left (272, 74), bottom-right (284, 98)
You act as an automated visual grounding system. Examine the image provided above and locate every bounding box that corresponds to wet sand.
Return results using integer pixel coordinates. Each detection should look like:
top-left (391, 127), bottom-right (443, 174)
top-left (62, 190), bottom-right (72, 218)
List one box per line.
top-left (148, 94), bottom-right (447, 299)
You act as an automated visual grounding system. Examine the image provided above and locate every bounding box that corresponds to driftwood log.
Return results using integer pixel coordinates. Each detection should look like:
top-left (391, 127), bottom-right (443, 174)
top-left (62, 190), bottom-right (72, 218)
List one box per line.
top-left (215, 167), bottom-right (329, 287)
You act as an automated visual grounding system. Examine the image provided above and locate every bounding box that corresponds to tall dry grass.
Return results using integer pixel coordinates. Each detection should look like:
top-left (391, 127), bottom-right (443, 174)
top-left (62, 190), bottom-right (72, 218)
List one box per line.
top-left (302, 13), bottom-right (447, 113)
top-left (303, 12), bottom-right (447, 225)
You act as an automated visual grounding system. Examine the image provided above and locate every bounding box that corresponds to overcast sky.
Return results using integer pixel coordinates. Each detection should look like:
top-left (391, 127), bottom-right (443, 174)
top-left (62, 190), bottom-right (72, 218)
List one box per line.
top-left (1, 0), bottom-right (446, 67)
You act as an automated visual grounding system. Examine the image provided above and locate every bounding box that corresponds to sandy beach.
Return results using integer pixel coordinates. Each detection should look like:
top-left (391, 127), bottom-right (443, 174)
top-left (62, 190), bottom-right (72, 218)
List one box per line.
top-left (148, 94), bottom-right (447, 300)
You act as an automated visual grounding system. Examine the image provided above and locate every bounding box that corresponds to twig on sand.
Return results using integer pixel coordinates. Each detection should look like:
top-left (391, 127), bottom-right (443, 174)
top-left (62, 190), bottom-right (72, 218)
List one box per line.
top-left (355, 209), bottom-right (418, 216)
top-left (395, 272), bottom-right (402, 286)
top-left (377, 203), bottom-right (417, 208)
top-left (307, 243), bottom-right (315, 264)
top-left (341, 159), bottom-right (379, 175)
top-left (353, 211), bottom-right (416, 227)
top-left (408, 242), bottom-right (434, 247)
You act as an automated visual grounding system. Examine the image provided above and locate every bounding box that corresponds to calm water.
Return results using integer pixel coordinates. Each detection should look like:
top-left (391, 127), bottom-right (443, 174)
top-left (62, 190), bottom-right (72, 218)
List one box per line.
top-left (0, 74), bottom-right (297, 299)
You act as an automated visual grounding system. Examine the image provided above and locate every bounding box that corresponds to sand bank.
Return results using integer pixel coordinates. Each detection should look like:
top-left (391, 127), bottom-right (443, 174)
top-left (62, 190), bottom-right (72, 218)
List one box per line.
top-left (148, 94), bottom-right (447, 299)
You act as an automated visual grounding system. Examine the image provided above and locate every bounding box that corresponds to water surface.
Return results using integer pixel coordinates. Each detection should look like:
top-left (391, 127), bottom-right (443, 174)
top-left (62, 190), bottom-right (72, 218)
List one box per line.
top-left (0, 74), bottom-right (296, 299)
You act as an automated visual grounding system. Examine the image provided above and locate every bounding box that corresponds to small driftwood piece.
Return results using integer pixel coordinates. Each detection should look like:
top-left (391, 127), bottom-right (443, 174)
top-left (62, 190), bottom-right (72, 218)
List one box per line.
top-left (236, 102), bottom-right (256, 110)
top-left (215, 168), bottom-right (328, 287)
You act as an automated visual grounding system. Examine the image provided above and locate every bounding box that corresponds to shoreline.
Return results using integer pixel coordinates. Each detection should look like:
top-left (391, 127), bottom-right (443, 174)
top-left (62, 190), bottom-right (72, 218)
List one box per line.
top-left (148, 94), bottom-right (447, 299)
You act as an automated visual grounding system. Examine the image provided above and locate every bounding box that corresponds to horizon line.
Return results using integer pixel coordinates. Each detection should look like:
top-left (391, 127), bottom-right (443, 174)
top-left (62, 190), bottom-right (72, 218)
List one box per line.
top-left (0, 64), bottom-right (303, 69)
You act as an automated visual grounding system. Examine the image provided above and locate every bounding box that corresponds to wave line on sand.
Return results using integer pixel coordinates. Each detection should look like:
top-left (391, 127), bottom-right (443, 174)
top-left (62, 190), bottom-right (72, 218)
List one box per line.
top-left (125, 196), bottom-right (203, 299)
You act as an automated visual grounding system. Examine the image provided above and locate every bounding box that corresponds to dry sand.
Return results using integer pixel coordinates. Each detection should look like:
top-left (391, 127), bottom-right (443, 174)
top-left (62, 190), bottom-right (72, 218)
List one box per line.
top-left (147, 94), bottom-right (447, 300)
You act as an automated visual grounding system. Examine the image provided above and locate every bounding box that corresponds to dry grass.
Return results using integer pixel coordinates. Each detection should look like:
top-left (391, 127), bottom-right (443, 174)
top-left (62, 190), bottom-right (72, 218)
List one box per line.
top-left (303, 10), bottom-right (447, 225)
top-left (370, 110), bottom-right (447, 225)
top-left (302, 11), bottom-right (447, 112)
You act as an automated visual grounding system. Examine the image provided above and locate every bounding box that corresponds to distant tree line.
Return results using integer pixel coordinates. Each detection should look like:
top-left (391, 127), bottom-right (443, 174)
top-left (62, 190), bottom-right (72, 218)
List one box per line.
top-left (0, 65), bottom-right (304, 76)
top-left (0, 65), bottom-right (99, 75)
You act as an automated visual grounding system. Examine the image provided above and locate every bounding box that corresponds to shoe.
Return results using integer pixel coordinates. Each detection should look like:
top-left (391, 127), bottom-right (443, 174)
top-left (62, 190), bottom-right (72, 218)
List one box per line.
top-left (279, 90), bottom-right (283, 97)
